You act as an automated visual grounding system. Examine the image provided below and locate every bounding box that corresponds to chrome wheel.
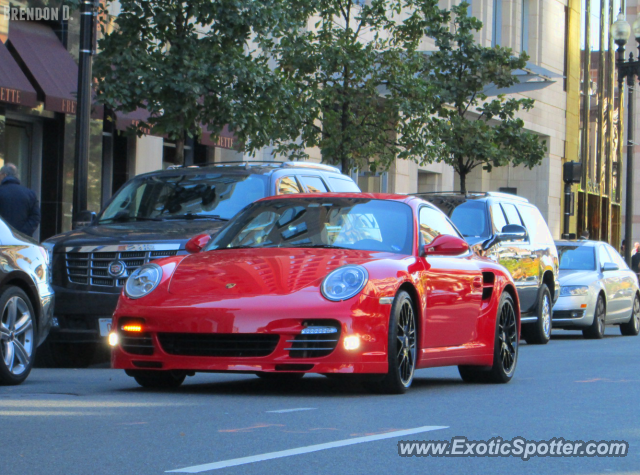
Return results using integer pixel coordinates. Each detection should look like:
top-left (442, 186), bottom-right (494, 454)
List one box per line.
top-left (541, 294), bottom-right (551, 338)
top-left (621, 295), bottom-right (640, 336)
top-left (396, 300), bottom-right (416, 387)
top-left (498, 296), bottom-right (518, 376)
top-left (0, 295), bottom-right (34, 376)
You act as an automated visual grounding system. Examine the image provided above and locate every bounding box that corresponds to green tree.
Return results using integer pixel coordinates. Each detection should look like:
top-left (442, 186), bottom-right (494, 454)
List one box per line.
top-left (94, 0), bottom-right (307, 164)
top-left (271, 0), bottom-right (438, 173)
top-left (405, 3), bottom-right (547, 193)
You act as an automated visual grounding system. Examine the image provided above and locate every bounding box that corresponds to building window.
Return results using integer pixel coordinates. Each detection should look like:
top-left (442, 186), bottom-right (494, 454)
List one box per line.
top-left (492, 0), bottom-right (502, 46)
top-left (521, 0), bottom-right (529, 52)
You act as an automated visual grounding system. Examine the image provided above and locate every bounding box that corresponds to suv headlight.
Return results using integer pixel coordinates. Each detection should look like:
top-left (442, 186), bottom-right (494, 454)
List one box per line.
top-left (125, 264), bottom-right (162, 299)
top-left (40, 242), bottom-right (55, 283)
top-left (321, 265), bottom-right (368, 301)
top-left (560, 285), bottom-right (589, 297)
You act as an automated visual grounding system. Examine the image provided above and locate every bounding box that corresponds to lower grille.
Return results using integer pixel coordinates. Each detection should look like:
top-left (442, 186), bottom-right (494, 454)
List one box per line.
top-left (157, 333), bottom-right (279, 357)
top-left (121, 333), bottom-right (154, 355)
top-left (286, 321), bottom-right (341, 358)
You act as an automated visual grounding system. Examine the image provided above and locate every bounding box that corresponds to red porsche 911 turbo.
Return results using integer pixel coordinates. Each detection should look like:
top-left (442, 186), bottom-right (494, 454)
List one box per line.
top-left (109, 193), bottom-right (520, 394)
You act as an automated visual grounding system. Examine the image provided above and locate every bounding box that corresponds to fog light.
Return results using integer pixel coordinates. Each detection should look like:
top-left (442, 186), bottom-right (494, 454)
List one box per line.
top-left (108, 332), bottom-right (118, 347)
top-left (122, 324), bottom-right (143, 332)
top-left (343, 335), bottom-right (360, 350)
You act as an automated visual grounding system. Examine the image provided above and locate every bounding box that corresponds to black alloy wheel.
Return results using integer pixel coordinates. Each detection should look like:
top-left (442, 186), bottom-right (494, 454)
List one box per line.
top-left (459, 292), bottom-right (518, 384)
top-left (367, 290), bottom-right (417, 394)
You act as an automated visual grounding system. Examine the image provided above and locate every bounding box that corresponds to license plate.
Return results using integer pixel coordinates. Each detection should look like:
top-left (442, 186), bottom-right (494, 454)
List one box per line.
top-left (99, 318), bottom-right (113, 337)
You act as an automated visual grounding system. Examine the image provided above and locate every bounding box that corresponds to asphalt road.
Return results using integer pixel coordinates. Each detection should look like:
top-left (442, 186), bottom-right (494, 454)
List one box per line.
top-left (2, 327), bottom-right (639, 475)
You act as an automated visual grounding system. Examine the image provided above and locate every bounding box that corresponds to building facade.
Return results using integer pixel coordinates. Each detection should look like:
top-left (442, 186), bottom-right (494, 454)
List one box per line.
top-left (0, 0), bottom-right (629, 246)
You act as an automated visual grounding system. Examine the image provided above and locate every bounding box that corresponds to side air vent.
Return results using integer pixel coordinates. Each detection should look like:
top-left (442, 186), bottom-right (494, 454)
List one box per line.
top-left (482, 272), bottom-right (495, 300)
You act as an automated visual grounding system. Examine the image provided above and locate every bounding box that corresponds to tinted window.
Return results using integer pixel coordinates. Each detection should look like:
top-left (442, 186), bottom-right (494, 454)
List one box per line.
top-left (491, 203), bottom-right (507, 233)
top-left (207, 198), bottom-right (414, 254)
top-left (517, 205), bottom-right (553, 245)
top-left (419, 207), bottom-right (460, 245)
top-left (327, 177), bottom-right (360, 192)
top-left (449, 201), bottom-right (489, 238)
top-left (277, 176), bottom-right (301, 195)
top-left (558, 246), bottom-right (596, 270)
top-left (300, 176), bottom-right (328, 193)
top-left (502, 203), bottom-right (523, 226)
top-left (99, 173), bottom-right (268, 222)
top-left (606, 244), bottom-right (628, 269)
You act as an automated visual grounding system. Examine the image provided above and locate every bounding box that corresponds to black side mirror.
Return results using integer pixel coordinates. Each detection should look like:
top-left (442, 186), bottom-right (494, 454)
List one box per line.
top-left (73, 210), bottom-right (97, 229)
top-left (482, 224), bottom-right (527, 251)
top-left (497, 224), bottom-right (527, 243)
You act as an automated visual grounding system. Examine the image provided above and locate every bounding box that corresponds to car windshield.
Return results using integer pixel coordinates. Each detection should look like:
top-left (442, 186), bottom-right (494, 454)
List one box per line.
top-left (206, 197), bottom-right (414, 254)
top-left (99, 173), bottom-right (268, 223)
top-left (450, 201), bottom-right (490, 238)
top-left (557, 245), bottom-right (596, 270)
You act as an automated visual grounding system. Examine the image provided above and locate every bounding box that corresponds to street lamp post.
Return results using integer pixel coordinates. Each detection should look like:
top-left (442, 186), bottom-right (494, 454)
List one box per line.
top-left (612, 13), bottom-right (640, 266)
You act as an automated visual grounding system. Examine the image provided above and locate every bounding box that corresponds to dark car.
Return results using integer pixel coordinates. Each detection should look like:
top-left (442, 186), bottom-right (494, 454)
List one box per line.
top-left (0, 217), bottom-right (54, 384)
top-left (42, 162), bottom-right (360, 367)
top-left (417, 191), bottom-right (559, 344)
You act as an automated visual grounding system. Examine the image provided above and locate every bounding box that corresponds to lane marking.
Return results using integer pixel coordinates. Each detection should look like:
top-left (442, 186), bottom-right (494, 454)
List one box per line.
top-left (266, 408), bottom-right (316, 414)
top-left (167, 425), bottom-right (448, 473)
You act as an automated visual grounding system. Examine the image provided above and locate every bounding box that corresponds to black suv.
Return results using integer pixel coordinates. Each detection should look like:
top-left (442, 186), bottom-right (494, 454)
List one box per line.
top-left (418, 192), bottom-right (559, 344)
top-left (41, 162), bottom-right (360, 366)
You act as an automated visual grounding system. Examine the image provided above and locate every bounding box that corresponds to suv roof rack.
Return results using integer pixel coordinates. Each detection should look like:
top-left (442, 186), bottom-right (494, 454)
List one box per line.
top-left (165, 160), bottom-right (342, 173)
top-left (413, 190), bottom-right (529, 203)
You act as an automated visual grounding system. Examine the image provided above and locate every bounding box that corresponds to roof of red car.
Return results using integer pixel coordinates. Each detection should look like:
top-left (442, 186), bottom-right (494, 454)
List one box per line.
top-left (259, 192), bottom-right (415, 202)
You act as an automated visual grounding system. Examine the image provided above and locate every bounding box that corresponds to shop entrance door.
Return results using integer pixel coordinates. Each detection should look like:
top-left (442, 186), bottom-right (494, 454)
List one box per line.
top-left (4, 120), bottom-right (32, 188)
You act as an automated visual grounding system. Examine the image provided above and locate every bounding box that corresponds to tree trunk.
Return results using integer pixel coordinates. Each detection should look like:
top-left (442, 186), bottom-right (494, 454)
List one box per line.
top-left (176, 137), bottom-right (185, 166)
top-left (457, 156), bottom-right (467, 194)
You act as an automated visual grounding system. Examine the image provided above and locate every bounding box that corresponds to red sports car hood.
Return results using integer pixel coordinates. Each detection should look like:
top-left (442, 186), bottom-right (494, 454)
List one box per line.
top-left (168, 247), bottom-right (390, 297)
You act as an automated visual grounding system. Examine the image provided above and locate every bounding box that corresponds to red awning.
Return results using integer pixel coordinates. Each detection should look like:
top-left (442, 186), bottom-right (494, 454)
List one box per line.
top-left (0, 41), bottom-right (38, 108)
top-left (7, 21), bottom-right (102, 118)
top-left (200, 124), bottom-right (237, 150)
top-left (115, 108), bottom-right (152, 134)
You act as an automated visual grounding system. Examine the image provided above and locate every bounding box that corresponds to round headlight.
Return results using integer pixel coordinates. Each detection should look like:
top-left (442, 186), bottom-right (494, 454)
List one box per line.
top-left (125, 264), bottom-right (162, 299)
top-left (321, 265), bottom-right (368, 301)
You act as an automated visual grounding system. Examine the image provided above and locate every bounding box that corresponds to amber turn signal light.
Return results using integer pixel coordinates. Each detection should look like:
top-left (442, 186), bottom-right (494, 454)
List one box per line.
top-left (121, 324), bottom-right (143, 332)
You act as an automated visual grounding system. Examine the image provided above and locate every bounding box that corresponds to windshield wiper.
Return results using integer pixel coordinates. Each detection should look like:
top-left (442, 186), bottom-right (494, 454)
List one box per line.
top-left (289, 244), bottom-right (352, 249)
top-left (160, 214), bottom-right (229, 221)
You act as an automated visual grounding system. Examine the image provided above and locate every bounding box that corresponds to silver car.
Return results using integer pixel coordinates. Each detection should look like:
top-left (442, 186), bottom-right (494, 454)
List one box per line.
top-left (0, 218), bottom-right (54, 385)
top-left (553, 240), bottom-right (640, 339)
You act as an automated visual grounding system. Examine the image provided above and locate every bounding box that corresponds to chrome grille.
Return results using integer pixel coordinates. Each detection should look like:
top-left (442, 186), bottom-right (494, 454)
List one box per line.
top-left (65, 245), bottom-right (180, 288)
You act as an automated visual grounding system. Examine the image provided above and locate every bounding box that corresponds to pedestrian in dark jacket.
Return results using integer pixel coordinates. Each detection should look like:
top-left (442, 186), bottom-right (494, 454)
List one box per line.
top-left (0, 163), bottom-right (41, 236)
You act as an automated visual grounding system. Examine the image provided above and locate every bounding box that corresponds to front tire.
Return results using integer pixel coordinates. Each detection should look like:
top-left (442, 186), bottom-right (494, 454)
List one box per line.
top-left (0, 287), bottom-right (37, 386)
top-left (459, 292), bottom-right (518, 384)
top-left (620, 294), bottom-right (640, 336)
top-left (522, 284), bottom-right (551, 345)
top-left (367, 291), bottom-right (417, 394)
top-left (583, 295), bottom-right (606, 339)
top-left (128, 370), bottom-right (186, 389)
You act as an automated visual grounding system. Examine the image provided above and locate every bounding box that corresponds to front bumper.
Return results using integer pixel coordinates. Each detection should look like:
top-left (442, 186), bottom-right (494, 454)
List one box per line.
top-left (48, 285), bottom-right (120, 343)
top-left (552, 295), bottom-right (593, 328)
top-left (111, 292), bottom-right (390, 375)
top-left (37, 284), bottom-right (55, 346)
